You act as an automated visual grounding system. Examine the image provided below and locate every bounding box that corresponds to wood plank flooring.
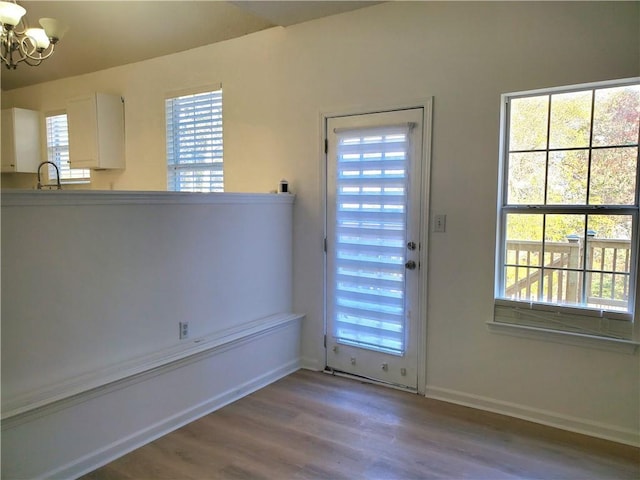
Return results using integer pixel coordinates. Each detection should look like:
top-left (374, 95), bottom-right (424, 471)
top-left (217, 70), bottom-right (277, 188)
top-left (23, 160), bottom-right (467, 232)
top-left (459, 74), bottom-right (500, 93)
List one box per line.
top-left (82, 369), bottom-right (639, 480)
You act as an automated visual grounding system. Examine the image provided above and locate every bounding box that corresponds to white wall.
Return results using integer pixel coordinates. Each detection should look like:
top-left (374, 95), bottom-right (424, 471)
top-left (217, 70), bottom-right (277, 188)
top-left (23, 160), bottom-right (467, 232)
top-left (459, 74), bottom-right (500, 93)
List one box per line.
top-left (1, 192), bottom-right (300, 478)
top-left (2, 2), bottom-right (639, 445)
top-left (1, 192), bottom-right (294, 400)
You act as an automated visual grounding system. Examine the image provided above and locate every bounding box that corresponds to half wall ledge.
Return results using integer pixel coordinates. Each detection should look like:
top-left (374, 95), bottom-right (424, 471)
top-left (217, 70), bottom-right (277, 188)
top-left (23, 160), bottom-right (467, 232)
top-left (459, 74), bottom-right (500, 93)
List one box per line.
top-left (2, 312), bottom-right (304, 424)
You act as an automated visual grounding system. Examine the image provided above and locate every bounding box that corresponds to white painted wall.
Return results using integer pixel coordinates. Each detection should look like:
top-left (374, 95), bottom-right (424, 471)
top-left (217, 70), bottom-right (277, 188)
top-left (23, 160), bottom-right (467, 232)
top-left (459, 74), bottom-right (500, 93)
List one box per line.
top-left (1, 192), bottom-right (294, 400)
top-left (2, 2), bottom-right (639, 445)
top-left (1, 191), bottom-right (300, 478)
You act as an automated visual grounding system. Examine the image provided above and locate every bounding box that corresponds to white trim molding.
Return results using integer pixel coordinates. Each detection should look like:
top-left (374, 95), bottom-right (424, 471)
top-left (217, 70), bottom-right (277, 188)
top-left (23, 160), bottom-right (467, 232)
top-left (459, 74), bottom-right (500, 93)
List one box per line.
top-left (52, 360), bottom-right (300, 480)
top-left (2, 313), bottom-right (304, 423)
top-left (425, 385), bottom-right (640, 448)
top-left (0, 190), bottom-right (295, 207)
top-left (1, 313), bottom-right (304, 480)
top-left (486, 321), bottom-right (639, 355)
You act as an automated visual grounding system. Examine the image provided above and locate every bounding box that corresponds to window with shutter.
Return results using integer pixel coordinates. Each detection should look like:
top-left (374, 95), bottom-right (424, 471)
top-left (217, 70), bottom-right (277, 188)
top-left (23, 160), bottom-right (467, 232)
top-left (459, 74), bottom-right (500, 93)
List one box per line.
top-left (166, 89), bottom-right (223, 192)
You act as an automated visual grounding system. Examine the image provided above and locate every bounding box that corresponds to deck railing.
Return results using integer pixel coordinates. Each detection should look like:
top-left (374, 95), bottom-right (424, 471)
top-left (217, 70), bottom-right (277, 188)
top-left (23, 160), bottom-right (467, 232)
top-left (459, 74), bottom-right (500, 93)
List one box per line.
top-left (505, 237), bottom-right (632, 311)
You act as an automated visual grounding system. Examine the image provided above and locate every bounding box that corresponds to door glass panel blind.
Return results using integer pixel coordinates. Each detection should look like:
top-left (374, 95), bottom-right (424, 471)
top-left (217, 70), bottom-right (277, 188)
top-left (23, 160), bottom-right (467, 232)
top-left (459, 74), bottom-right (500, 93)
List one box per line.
top-left (46, 114), bottom-right (90, 182)
top-left (166, 90), bottom-right (223, 192)
top-left (332, 126), bottom-right (410, 354)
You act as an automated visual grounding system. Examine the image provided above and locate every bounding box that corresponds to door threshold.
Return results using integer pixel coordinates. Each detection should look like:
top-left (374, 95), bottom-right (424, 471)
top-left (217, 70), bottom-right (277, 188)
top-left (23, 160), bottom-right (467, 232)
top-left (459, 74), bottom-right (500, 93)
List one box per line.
top-left (323, 367), bottom-right (418, 394)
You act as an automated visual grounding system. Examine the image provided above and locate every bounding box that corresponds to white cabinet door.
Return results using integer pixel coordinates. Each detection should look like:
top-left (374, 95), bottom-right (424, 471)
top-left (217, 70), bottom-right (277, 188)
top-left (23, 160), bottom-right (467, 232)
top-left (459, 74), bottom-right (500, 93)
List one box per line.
top-left (1, 108), bottom-right (41, 173)
top-left (67, 93), bottom-right (124, 169)
top-left (67, 95), bottom-right (99, 168)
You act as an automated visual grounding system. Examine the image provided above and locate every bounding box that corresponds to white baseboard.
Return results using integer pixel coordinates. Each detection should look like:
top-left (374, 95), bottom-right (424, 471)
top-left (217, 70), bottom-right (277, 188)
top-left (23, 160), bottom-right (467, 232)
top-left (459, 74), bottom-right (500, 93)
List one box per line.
top-left (425, 385), bottom-right (640, 447)
top-left (53, 360), bottom-right (300, 480)
top-left (2, 314), bottom-right (303, 480)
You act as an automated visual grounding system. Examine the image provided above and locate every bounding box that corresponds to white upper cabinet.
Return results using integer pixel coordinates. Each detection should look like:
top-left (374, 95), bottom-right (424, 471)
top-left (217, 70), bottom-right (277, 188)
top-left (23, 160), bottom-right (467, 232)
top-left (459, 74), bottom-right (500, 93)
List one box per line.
top-left (67, 93), bottom-right (125, 169)
top-left (1, 108), bottom-right (42, 173)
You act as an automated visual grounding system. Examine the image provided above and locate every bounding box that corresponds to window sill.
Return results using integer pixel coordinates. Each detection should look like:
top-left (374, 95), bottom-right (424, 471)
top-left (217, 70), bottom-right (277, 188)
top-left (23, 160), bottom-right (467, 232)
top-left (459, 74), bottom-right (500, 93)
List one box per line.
top-left (486, 321), bottom-right (639, 355)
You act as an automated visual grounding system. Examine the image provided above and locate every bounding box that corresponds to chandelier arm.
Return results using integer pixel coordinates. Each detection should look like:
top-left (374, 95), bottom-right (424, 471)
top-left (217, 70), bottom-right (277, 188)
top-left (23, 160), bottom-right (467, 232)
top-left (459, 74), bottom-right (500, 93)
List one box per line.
top-left (0, 1), bottom-right (65, 69)
top-left (22, 57), bottom-right (42, 67)
top-left (19, 34), bottom-right (54, 62)
top-left (0, 30), bottom-right (7, 66)
top-left (0, 47), bottom-right (10, 68)
top-left (0, 26), bottom-right (21, 68)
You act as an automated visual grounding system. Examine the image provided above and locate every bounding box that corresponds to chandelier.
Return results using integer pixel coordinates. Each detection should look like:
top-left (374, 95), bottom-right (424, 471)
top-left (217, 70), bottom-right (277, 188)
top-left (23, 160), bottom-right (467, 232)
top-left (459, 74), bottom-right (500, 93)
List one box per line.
top-left (0, 1), bottom-right (67, 69)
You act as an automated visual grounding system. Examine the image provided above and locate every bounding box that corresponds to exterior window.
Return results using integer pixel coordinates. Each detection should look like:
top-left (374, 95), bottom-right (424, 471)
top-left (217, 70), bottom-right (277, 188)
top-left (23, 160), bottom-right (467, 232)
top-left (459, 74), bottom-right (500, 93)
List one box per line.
top-left (45, 114), bottom-right (90, 183)
top-left (495, 79), bottom-right (639, 339)
top-left (165, 89), bottom-right (223, 192)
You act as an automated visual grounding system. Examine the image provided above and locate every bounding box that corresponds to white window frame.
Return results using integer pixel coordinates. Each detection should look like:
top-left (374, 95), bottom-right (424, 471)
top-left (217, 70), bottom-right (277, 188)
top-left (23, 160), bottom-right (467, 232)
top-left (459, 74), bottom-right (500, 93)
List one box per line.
top-left (45, 112), bottom-right (90, 184)
top-left (494, 78), bottom-right (640, 342)
top-left (165, 87), bottom-right (223, 192)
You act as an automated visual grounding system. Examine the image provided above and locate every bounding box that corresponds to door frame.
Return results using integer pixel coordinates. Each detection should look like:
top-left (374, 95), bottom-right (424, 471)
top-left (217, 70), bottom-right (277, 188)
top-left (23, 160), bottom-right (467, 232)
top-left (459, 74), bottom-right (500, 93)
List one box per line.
top-left (320, 98), bottom-right (433, 395)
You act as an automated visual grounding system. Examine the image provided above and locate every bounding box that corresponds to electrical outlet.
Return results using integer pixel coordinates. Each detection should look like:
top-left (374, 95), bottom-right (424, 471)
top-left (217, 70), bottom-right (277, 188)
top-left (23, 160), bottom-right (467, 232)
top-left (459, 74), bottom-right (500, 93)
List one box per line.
top-left (434, 214), bottom-right (446, 232)
top-left (179, 321), bottom-right (189, 339)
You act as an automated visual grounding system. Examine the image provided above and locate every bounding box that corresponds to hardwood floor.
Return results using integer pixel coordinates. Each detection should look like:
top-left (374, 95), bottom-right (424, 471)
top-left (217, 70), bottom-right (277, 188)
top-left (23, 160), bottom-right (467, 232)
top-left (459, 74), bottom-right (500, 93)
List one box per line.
top-left (82, 370), bottom-right (639, 480)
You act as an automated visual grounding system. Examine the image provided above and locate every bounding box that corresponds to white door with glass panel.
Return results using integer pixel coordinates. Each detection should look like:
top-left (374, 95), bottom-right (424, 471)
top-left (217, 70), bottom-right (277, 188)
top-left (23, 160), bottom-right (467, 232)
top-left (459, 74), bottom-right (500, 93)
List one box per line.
top-left (326, 108), bottom-right (424, 390)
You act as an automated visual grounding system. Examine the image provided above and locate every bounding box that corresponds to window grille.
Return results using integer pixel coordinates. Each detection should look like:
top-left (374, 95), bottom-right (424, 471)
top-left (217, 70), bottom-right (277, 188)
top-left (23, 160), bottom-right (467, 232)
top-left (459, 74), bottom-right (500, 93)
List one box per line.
top-left (496, 79), bottom-right (639, 338)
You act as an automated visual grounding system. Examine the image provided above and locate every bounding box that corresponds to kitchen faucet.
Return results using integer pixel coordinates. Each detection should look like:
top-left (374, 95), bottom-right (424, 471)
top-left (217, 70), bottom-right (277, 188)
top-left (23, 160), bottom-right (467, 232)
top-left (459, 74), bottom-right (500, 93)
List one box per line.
top-left (37, 161), bottom-right (62, 190)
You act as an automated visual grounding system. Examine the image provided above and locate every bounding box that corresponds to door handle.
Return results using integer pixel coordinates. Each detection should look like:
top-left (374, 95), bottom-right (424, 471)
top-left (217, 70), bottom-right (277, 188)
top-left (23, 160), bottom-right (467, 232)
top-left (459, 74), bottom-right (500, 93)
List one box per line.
top-left (405, 260), bottom-right (416, 270)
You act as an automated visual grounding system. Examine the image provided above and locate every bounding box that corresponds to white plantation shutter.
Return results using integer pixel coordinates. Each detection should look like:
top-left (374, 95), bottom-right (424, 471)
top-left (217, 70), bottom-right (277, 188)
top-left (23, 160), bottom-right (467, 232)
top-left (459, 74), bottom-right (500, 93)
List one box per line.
top-left (46, 114), bottom-right (90, 182)
top-left (331, 126), bottom-right (411, 354)
top-left (166, 90), bottom-right (223, 192)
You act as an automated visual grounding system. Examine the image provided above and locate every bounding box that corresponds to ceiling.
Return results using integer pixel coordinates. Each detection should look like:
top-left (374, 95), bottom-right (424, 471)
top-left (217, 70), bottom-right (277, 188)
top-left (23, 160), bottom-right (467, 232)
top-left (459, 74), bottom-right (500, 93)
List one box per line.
top-left (0, 1), bottom-right (380, 91)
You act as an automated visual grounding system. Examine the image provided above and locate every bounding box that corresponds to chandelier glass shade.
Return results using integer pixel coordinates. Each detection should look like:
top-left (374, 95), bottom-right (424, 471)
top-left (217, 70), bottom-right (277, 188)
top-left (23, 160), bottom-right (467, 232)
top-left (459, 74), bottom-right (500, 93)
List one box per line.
top-left (0, 1), bottom-right (67, 69)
